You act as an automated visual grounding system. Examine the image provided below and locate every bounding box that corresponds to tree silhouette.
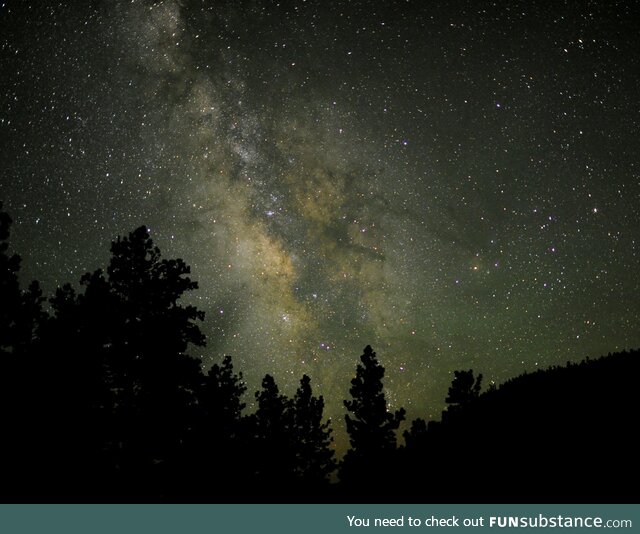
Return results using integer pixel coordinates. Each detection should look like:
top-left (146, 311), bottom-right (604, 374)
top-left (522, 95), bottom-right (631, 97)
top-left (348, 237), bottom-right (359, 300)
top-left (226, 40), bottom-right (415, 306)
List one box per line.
top-left (0, 204), bottom-right (45, 357)
top-left (183, 355), bottom-right (249, 498)
top-left (398, 417), bottom-right (432, 489)
top-left (0, 204), bottom-right (48, 497)
top-left (198, 355), bottom-right (247, 441)
top-left (340, 345), bottom-right (405, 489)
top-left (0, 204), bottom-right (22, 356)
top-left (240, 372), bottom-right (337, 498)
top-left (32, 278), bottom-right (115, 494)
top-left (403, 417), bottom-right (428, 450)
top-left (250, 374), bottom-right (295, 491)
top-left (35, 225), bottom-right (206, 497)
top-left (102, 226), bottom-right (205, 492)
top-left (444, 369), bottom-right (482, 417)
top-left (291, 374), bottom-right (336, 487)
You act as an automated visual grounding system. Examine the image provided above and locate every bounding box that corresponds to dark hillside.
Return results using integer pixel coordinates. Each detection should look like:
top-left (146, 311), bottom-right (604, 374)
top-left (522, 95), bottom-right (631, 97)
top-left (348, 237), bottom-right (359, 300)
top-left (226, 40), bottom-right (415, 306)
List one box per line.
top-left (400, 350), bottom-right (640, 502)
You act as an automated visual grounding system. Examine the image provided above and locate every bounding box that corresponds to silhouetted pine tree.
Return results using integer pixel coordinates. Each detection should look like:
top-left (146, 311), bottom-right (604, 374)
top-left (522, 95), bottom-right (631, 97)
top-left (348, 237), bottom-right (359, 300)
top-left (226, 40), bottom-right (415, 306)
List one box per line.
top-left (33, 278), bottom-right (115, 494)
top-left (0, 204), bottom-right (47, 498)
top-left (0, 204), bottom-right (45, 357)
top-left (443, 369), bottom-right (482, 420)
top-left (403, 417), bottom-right (428, 450)
top-left (199, 355), bottom-right (247, 440)
top-left (35, 226), bottom-right (206, 498)
top-left (0, 204), bottom-right (23, 356)
top-left (250, 374), bottom-right (295, 492)
top-left (291, 374), bottom-right (336, 488)
top-left (101, 226), bottom-right (205, 493)
top-left (340, 345), bottom-right (405, 490)
top-left (183, 355), bottom-right (249, 498)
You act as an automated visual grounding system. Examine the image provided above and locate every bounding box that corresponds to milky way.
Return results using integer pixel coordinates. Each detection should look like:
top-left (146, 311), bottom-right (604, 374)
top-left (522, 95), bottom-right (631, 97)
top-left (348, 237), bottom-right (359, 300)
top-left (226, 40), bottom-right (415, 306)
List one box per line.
top-left (2, 0), bottom-right (639, 452)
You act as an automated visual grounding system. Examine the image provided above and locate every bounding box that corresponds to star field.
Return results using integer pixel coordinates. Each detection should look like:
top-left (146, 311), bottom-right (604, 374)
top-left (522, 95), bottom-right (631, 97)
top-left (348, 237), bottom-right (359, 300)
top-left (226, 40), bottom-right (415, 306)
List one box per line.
top-left (1, 0), bottom-right (639, 453)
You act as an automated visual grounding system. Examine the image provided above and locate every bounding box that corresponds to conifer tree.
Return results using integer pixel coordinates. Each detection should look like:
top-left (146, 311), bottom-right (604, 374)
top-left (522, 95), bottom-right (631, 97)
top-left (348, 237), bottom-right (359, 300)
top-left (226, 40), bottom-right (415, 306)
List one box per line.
top-left (0, 204), bottom-right (46, 495)
top-left (291, 374), bottom-right (336, 485)
top-left (43, 226), bottom-right (206, 495)
top-left (251, 374), bottom-right (295, 489)
top-left (444, 369), bottom-right (482, 417)
top-left (341, 345), bottom-right (405, 486)
top-left (179, 355), bottom-right (249, 498)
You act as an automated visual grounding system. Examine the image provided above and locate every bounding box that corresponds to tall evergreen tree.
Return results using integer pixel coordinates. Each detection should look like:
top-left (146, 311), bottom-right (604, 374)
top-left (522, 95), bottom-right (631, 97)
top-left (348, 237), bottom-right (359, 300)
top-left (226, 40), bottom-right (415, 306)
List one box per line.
top-left (246, 372), bottom-right (337, 496)
top-left (0, 204), bottom-right (47, 497)
top-left (403, 417), bottom-right (428, 450)
top-left (291, 374), bottom-right (336, 486)
top-left (444, 369), bottom-right (482, 418)
top-left (184, 355), bottom-right (249, 498)
top-left (340, 345), bottom-right (405, 488)
top-left (399, 417), bottom-right (432, 493)
top-left (198, 355), bottom-right (247, 440)
top-left (0, 205), bottom-right (22, 356)
top-left (40, 226), bottom-right (206, 497)
top-left (40, 276), bottom-right (120, 493)
top-left (251, 374), bottom-right (295, 490)
top-left (101, 226), bottom-right (205, 489)
top-left (0, 204), bottom-right (45, 356)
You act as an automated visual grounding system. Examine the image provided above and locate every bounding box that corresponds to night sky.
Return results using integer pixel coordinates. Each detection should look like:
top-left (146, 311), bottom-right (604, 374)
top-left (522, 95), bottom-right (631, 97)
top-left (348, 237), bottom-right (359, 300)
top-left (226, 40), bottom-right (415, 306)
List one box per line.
top-left (1, 0), bottom-right (639, 452)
